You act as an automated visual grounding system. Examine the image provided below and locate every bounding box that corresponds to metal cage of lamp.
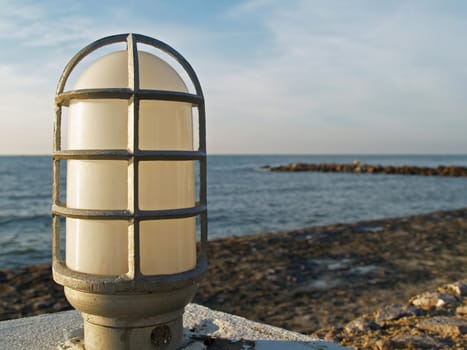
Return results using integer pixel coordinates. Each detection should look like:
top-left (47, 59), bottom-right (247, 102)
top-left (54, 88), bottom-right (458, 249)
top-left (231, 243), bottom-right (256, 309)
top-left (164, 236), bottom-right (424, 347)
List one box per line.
top-left (52, 33), bottom-right (208, 294)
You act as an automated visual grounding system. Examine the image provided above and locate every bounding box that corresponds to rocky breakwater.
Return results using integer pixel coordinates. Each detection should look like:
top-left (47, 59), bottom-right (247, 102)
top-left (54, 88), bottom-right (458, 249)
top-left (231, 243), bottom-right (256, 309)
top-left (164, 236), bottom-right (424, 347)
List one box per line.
top-left (314, 280), bottom-right (467, 350)
top-left (264, 160), bottom-right (467, 177)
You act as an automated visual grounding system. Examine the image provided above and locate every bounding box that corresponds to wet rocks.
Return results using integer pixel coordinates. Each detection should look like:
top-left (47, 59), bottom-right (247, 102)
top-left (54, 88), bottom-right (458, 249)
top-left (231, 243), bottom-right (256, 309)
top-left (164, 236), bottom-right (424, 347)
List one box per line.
top-left (265, 161), bottom-right (467, 177)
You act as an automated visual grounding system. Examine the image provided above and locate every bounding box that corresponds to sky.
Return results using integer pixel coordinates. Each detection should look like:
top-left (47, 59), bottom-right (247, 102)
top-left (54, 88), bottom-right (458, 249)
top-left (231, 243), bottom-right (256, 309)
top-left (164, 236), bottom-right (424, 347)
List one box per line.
top-left (1, 0), bottom-right (467, 155)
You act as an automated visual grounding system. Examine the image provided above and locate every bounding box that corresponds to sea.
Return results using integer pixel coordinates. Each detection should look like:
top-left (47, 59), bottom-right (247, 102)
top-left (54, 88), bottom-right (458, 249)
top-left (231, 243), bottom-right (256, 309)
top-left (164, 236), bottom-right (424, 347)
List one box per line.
top-left (1, 154), bottom-right (467, 269)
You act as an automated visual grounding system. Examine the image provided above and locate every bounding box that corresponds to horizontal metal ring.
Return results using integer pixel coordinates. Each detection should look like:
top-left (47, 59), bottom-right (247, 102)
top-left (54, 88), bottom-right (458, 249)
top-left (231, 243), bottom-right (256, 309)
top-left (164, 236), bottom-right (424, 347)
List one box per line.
top-left (53, 150), bottom-right (206, 161)
top-left (137, 204), bottom-right (207, 220)
top-left (53, 150), bottom-right (131, 160)
top-left (52, 205), bottom-right (131, 220)
top-left (56, 88), bottom-right (202, 106)
top-left (53, 257), bottom-right (208, 293)
top-left (52, 204), bottom-right (207, 220)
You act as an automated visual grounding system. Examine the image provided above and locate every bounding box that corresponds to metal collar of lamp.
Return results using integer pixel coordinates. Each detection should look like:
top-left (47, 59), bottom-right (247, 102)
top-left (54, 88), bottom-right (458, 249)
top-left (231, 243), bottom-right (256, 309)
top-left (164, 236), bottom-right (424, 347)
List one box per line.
top-left (52, 33), bottom-right (207, 350)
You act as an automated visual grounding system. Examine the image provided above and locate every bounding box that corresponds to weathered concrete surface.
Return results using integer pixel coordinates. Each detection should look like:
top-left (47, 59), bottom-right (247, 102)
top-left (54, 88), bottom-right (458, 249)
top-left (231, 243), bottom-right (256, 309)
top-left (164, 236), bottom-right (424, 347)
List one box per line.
top-left (0, 303), bottom-right (349, 350)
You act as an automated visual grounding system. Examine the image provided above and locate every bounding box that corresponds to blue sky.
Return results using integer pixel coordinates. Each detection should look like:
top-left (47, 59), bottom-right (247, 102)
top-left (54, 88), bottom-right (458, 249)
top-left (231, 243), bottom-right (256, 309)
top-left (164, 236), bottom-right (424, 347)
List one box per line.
top-left (1, 0), bottom-right (467, 154)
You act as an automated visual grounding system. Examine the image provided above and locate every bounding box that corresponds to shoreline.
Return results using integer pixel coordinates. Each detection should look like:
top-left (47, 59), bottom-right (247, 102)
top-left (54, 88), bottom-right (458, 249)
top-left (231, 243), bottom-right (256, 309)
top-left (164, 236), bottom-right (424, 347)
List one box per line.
top-left (1, 207), bottom-right (466, 348)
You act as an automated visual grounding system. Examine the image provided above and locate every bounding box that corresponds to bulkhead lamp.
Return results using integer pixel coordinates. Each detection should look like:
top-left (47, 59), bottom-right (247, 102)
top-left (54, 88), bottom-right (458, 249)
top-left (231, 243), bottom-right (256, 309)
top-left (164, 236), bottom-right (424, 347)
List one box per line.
top-left (52, 33), bottom-right (207, 350)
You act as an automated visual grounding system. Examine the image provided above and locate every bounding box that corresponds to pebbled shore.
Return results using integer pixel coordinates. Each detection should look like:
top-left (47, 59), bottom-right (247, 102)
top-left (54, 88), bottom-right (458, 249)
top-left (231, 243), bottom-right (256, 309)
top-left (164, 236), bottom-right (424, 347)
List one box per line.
top-left (313, 280), bottom-right (467, 349)
top-left (0, 208), bottom-right (466, 349)
top-left (264, 160), bottom-right (467, 177)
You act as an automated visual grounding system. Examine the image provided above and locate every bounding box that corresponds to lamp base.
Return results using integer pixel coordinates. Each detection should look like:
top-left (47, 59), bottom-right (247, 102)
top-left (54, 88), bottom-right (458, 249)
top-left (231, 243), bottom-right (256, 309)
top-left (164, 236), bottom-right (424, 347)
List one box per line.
top-left (83, 312), bottom-right (183, 350)
top-left (64, 285), bottom-right (197, 350)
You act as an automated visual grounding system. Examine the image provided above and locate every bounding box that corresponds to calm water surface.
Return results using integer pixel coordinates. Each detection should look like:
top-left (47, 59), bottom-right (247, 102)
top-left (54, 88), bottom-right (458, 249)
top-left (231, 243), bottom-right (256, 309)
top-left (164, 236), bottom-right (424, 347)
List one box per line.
top-left (1, 154), bottom-right (466, 268)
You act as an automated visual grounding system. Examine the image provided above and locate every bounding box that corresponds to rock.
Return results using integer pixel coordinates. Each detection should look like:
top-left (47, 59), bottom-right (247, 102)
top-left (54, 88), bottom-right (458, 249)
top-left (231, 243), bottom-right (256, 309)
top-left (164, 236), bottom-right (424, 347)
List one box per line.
top-left (390, 334), bottom-right (453, 349)
top-left (267, 162), bottom-right (467, 177)
top-left (181, 341), bottom-right (207, 350)
top-left (311, 277), bottom-right (467, 349)
top-left (374, 303), bottom-right (415, 326)
top-left (372, 339), bottom-right (391, 350)
top-left (311, 326), bottom-right (347, 343)
top-left (383, 166), bottom-right (394, 174)
top-left (344, 316), bottom-right (380, 334)
top-left (292, 279), bottom-right (340, 295)
top-left (417, 316), bottom-right (467, 337)
top-left (456, 305), bottom-right (467, 316)
top-left (0, 270), bottom-right (9, 283)
top-left (444, 281), bottom-right (467, 296)
top-left (410, 292), bottom-right (457, 310)
top-left (32, 297), bottom-right (55, 311)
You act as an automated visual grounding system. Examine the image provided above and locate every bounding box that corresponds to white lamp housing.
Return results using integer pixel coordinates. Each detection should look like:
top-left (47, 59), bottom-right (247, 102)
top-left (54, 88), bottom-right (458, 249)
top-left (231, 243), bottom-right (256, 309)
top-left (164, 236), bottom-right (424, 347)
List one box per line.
top-left (52, 34), bottom-right (207, 350)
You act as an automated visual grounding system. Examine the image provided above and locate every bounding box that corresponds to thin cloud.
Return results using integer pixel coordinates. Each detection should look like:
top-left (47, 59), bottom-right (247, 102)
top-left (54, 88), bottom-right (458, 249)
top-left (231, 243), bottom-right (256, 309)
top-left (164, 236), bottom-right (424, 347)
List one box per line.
top-left (204, 0), bottom-right (467, 153)
top-left (1, 0), bottom-right (466, 154)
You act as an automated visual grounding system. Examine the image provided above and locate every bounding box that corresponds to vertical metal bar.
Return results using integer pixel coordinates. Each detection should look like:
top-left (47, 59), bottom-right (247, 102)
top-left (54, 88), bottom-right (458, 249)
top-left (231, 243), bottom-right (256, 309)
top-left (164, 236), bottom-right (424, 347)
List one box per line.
top-left (52, 103), bottom-right (63, 264)
top-left (52, 159), bottom-right (61, 206)
top-left (52, 215), bottom-right (61, 261)
top-left (198, 102), bottom-right (207, 207)
top-left (52, 105), bottom-right (62, 206)
top-left (198, 101), bottom-right (208, 260)
top-left (52, 159), bottom-right (62, 262)
top-left (134, 34), bottom-right (205, 98)
top-left (53, 104), bottom-right (62, 153)
top-left (200, 210), bottom-right (208, 260)
top-left (199, 156), bottom-right (208, 259)
top-left (126, 34), bottom-right (141, 279)
top-left (198, 102), bottom-right (206, 152)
